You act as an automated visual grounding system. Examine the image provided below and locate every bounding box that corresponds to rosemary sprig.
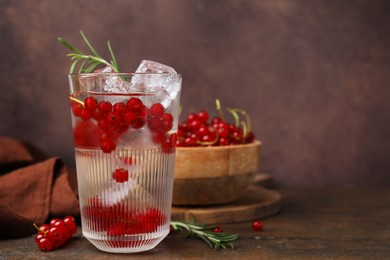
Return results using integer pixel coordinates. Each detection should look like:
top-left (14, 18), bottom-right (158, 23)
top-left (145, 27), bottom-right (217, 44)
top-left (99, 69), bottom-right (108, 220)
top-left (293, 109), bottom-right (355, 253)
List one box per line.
top-left (58, 30), bottom-right (120, 73)
top-left (170, 220), bottom-right (239, 249)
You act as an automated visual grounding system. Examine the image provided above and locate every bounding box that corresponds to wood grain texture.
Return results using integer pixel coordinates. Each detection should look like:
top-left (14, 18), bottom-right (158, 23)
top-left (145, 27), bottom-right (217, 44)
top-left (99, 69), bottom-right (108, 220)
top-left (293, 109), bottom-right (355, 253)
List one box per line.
top-left (174, 141), bottom-right (261, 179)
top-left (0, 0), bottom-right (389, 187)
top-left (1, 187), bottom-right (389, 259)
top-left (172, 186), bottom-right (282, 224)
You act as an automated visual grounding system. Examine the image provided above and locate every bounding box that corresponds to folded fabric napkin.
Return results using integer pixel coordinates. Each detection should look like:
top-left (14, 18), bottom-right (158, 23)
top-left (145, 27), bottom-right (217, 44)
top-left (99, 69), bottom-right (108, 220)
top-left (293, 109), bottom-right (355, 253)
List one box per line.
top-left (0, 137), bottom-right (79, 239)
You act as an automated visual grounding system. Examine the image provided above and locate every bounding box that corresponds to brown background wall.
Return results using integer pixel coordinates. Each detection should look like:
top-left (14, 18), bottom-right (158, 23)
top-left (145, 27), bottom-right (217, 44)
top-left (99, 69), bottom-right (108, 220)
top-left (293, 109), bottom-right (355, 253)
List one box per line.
top-left (0, 0), bottom-right (389, 187)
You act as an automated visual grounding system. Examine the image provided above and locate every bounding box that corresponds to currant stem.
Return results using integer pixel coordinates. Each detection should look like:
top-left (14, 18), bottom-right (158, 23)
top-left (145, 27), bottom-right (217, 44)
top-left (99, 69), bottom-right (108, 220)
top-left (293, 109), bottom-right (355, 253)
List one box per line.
top-left (33, 223), bottom-right (48, 236)
top-left (197, 132), bottom-right (219, 146)
top-left (230, 108), bottom-right (251, 138)
top-left (70, 96), bottom-right (84, 106)
top-left (227, 108), bottom-right (240, 128)
top-left (215, 99), bottom-right (225, 122)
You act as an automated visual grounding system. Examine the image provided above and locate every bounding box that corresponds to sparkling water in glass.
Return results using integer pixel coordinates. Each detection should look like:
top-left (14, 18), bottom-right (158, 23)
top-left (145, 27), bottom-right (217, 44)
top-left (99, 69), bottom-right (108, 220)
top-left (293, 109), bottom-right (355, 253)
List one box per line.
top-left (68, 72), bottom-right (181, 253)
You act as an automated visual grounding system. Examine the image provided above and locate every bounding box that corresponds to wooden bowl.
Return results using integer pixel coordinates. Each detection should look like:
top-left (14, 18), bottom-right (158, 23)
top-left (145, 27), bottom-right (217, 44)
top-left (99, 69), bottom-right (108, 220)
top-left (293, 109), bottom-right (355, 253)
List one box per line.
top-left (173, 140), bottom-right (261, 205)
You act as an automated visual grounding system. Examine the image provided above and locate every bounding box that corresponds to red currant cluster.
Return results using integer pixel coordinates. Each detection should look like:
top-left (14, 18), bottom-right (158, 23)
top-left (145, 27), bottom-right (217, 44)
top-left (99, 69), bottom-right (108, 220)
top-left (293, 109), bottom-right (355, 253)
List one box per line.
top-left (82, 199), bottom-right (166, 246)
top-left (71, 96), bottom-right (176, 153)
top-left (177, 110), bottom-right (255, 147)
top-left (34, 216), bottom-right (77, 252)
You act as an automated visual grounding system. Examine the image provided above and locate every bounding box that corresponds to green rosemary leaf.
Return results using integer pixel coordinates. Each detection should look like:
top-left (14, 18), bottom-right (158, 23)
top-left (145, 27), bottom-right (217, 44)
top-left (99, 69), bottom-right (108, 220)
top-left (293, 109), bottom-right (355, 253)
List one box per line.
top-left (170, 220), bottom-right (238, 250)
top-left (58, 37), bottom-right (82, 55)
top-left (78, 60), bottom-right (87, 73)
top-left (85, 61), bottom-right (100, 73)
top-left (80, 30), bottom-right (101, 58)
top-left (70, 59), bottom-right (79, 74)
top-left (108, 41), bottom-right (119, 72)
top-left (59, 31), bottom-right (122, 74)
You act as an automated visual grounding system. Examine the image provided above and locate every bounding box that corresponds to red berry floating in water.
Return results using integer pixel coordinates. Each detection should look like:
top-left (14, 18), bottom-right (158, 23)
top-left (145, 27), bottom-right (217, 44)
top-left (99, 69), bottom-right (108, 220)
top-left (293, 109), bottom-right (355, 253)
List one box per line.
top-left (98, 101), bottom-right (112, 113)
top-left (112, 168), bottom-right (129, 183)
top-left (150, 103), bottom-right (165, 117)
top-left (84, 97), bottom-right (98, 112)
top-left (100, 139), bottom-right (116, 153)
top-left (126, 97), bottom-right (143, 112)
top-left (252, 220), bottom-right (263, 231)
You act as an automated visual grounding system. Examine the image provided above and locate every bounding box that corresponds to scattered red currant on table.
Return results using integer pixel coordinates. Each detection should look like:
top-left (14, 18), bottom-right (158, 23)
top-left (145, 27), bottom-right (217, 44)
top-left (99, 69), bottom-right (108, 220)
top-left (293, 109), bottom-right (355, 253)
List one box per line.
top-left (34, 216), bottom-right (77, 251)
top-left (252, 220), bottom-right (263, 231)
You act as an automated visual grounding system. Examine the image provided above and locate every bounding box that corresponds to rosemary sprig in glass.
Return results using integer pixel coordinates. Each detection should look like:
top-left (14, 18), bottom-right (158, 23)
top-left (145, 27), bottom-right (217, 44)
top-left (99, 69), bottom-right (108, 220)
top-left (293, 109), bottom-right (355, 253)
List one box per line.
top-left (58, 30), bottom-right (120, 74)
top-left (170, 220), bottom-right (239, 249)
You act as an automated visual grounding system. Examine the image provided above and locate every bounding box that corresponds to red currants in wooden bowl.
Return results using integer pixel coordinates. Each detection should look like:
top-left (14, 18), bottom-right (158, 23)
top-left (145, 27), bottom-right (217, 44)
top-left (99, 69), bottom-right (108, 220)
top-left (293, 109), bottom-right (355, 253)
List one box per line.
top-left (173, 100), bottom-right (261, 206)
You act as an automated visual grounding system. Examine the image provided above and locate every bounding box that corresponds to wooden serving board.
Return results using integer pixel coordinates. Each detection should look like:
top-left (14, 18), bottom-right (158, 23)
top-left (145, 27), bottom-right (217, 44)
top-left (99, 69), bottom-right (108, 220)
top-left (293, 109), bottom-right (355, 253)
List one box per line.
top-left (171, 186), bottom-right (282, 224)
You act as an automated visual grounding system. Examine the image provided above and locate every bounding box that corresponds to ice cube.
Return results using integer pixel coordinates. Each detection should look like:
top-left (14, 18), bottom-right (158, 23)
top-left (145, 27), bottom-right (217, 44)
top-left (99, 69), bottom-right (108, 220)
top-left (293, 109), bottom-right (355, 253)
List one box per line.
top-left (117, 128), bottom-right (156, 149)
top-left (131, 60), bottom-right (182, 108)
top-left (94, 66), bottom-right (132, 93)
top-left (135, 60), bottom-right (177, 74)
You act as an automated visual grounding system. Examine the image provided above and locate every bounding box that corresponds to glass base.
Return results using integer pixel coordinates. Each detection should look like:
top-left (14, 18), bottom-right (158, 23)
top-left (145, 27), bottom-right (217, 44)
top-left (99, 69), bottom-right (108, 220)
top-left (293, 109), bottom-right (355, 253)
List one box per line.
top-left (83, 230), bottom-right (168, 253)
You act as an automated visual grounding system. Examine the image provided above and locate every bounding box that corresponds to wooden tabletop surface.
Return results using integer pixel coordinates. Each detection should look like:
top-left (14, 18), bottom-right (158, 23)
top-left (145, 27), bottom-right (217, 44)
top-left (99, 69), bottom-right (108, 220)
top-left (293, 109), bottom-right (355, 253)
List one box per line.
top-left (1, 187), bottom-right (389, 259)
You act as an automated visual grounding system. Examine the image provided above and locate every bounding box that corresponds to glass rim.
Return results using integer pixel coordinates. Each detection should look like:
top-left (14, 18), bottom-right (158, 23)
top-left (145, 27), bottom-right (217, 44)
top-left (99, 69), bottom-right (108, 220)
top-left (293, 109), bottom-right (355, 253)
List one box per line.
top-left (68, 72), bottom-right (182, 77)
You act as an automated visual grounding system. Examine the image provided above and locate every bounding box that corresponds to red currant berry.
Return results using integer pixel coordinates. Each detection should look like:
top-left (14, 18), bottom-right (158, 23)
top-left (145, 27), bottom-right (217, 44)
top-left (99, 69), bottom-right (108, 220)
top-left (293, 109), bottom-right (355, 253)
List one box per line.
top-left (219, 137), bottom-right (230, 146)
top-left (73, 120), bottom-right (100, 148)
top-left (49, 218), bottom-right (61, 226)
top-left (37, 224), bottom-right (50, 234)
top-left (92, 110), bottom-right (104, 120)
top-left (207, 127), bottom-right (217, 140)
top-left (252, 220), bottom-right (263, 231)
top-left (63, 216), bottom-right (77, 235)
top-left (218, 127), bottom-right (229, 138)
top-left (189, 119), bottom-right (202, 131)
top-left (47, 226), bottom-right (65, 248)
top-left (168, 133), bottom-right (177, 147)
top-left (148, 117), bottom-right (163, 131)
top-left (245, 131), bottom-right (255, 143)
top-left (231, 131), bottom-right (243, 144)
top-left (211, 117), bottom-right (223, 125)
top-left (35, 233), bottom-right (45, 243)
top-left (84, 97), bottom-right (98, 112)
top-left (37, 237), bottom-right (53, 251)
top-left (71, 103), bottom-right (83, 117)
top-left (196, 125), bottom-right (208, 137)
top-left (150, 103), bottom-right (165, 117)
top-left (161, 113), bottom-right (173, 132)
top-left (126, 97), bottom-right (143, 112)
top-left (138, 106), bottom-right (150, 121)
top-left (100, 139), bottom-right (116, 153)
top-left (112, 168), bottom-right (129, 183)
top-left (176, 139), bottom-right (184, 147)
top-left (184, 137), bottom-right (197, 147)
top-left (80, 108), bottom-right (92, 121)
top-left (212, 226), bottom-right (223, 233)
top-left (123, 111), bottom-right (138, 127)
top-left (113, 102), bottom-right (127, 113)
top-left (106, 111), bottom-right (121, 126)
top-left (98, 118), bottom-right (110, 130)
top-left (97, 101), bottom-right (113, 113)
top-left (187, 113), bottom-right (198, 122)
top-left (228, 123), bottom-right (238, 133)
top-left (197, 111), bottom-right (209, 123)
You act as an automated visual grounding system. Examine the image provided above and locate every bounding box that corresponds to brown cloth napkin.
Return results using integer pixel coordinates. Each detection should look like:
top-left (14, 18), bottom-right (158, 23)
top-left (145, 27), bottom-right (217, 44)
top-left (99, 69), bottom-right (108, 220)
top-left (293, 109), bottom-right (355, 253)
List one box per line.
top-left (0, 137), bottom-right (79, 239)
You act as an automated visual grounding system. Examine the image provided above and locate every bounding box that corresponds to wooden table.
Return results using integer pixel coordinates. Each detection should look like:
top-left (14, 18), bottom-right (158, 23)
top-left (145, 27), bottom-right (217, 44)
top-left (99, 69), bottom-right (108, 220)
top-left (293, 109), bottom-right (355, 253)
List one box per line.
top-left (1, 188), bottom-right (389, 259)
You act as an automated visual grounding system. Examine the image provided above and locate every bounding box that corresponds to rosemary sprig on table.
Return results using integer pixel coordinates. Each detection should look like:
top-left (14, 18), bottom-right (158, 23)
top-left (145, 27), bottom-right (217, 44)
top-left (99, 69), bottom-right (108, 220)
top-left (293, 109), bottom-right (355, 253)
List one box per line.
top-left (170, 220), bottom-right (239, 249)
top-left (58, 30), bottom-right (120, 74)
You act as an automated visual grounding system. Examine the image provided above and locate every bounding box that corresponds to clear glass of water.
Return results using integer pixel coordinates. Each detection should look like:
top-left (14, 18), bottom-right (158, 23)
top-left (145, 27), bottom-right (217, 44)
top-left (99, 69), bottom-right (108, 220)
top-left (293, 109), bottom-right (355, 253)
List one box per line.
top-left (68, 72), bottom-right (181, 253)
